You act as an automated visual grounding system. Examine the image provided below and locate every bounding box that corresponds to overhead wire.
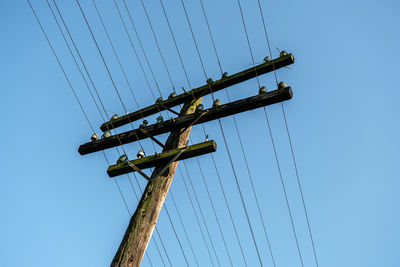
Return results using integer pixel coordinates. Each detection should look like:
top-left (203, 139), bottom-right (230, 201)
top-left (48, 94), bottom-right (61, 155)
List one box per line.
top-left (181, 161), bottom-right (221, 266)
top-left (84, 1), bottom-right (196, 263)
top-left (31, 1), bottom-right (221, 265)
top-left (111, 0), bottom-right (167, 122)
top-left (158, 2), bottom-right (248, 265)
top-left (91, 0), bottom-right (142, 115)
top-left (76, 0), bottom-right (191, 264)
top-left (51, 1), bottom-right (170, 265)
top-left (86, 2), bottom-right (197, 265)
top-left (51, 0), bottom-right (147, 208)
top-left (197, 0), bottom-right (276, 265)
top-left (45, 0), bottom-right (106, 123)
top-left (169, 189), bottom-right (200, 267)
top-left (52, 0), bottom-right (147, 208)
top-left (193, 156), bottom-right (234, 267)
top-left (136, 0), bottom-right (236, 265)
top-left (93, 2), bottom-right (199, 264)
top-left (27, 2), bottom-right (156, 265)
top-left (120, 0), bottom-right (164, 98)
top-left (139, 0), bottom-right (176, 93)
top-left (27, 0), bottom-right (95, 134)
top-left (158, 0), bottom-right (192, 90)
top-left (179, 0), bottom-right (265, 265)
top-left (115, 1), bottom-right (225, 264)
top-left (235, 0), bottom-right (305, 266)
top-left (33, 0), bottom-right (315, 265)
top-left (256, 1), bottom-right (319, 265)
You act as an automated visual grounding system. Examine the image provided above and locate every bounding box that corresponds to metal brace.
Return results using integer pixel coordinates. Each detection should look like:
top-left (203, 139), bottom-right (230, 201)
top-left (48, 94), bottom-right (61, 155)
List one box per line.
top-left (127, 162), bottom-right (151, 182)
top-left (159, 104), bottom-right (180, 116)
top-left (151, 147), bottom-right (188, 182)
top-left (140, 129), bottom-right (165, 149)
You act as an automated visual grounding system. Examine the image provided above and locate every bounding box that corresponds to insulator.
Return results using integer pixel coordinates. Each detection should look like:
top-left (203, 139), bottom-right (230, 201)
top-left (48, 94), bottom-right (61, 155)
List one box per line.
top-left (206, 78), bottom-right (214, 84)
top-left (137, 149), bottom-right (145, 159)
top-left (91, 133), bottom-right (98, 142)
top-left (259, 86), bottom-right (267, 94)
top-left (264, 56), bottom-right (271, 62)
top-left (168, 92), bottom-right (177, 99)
top-left (280, 50), bottom-right (288, 57)
top-left (111, 114), bottom-right (118, 120)
top-left (101, 130), bottom-right (111, 139)
top-left (196, 104), bottom-right (204, 112)
top-left (155, 97), bottom-right (163, 104)
top-left (213, 99), bottom-right (221, 108)
top-left (139, 119), bottom-right (148, 129)
top-left (117, 154), bottom-right (128, 164)
top-left (278, 81), bottom-right (287, 89)
top-left (205, 134), bottom-right (209, 141)
top-left (156, 115), bottom-right (164, 124)
top-left (222, 72), bottom-right (229, 79)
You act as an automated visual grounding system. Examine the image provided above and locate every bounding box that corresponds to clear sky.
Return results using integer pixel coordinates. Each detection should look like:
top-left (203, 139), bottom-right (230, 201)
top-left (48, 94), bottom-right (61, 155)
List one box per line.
top-left (1, 0), bottom-right (399, 266)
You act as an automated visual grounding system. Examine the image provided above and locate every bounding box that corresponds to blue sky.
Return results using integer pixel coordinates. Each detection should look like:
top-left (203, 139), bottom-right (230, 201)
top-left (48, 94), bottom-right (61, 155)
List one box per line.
top-left (1, 0), bottom-right (399, 266)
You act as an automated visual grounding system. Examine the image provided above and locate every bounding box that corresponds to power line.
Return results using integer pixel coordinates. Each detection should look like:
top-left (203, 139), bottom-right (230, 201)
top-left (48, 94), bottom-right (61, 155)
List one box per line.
top-left (179, 0), bottom-right (264, 265)
top-left (120, 0), bottom-right (164, 98)
top-left (198, 1), bottom-right (276, 265)
top-left (209, 151), bottom-right (249, 266)
top-left (51, 2), bottom-right (170, 265)
top-left (139, 0), bottom-right (176, 92)
top-left (91, 0), bottom-right (141, 112)
top-left (75, 0), bottom-right (147, 154)
top-left (158, 2), bottom-right (248, 265)
top-left (182, 161), bottom-right (221, 266)
top-left (169, 190), bottom-right (200, 266)
top-left (94, 2), bottom-right (200, 264)
top-left (144, 0), bottom-right (233, 264)
top-left (159, 0), bottom-right (192, 90)
top-left (76, 1), bottom-right (191, 263)
top-left (75, 0), bottom-right (127, 113)
top-left (178, 165), bottom-right (216, 266)
top-left (256, 1), bottom-right (320, 265)
top-left (123, 2), bottom-right (226, 264)
top-left (27, 3), bottom-right (157, 266)
top-left (193, 156), bottom-right (234, 266)
top-left (111, 0), bottom-right (156, 101)
top-left (51, 0), bottom-right (108, 121)
top-left (46, 0), bottom-right (106, 123)
top-left (235, 1), bottom-right (305, 266)
top-left (27, 0), bottom-right (95, 134)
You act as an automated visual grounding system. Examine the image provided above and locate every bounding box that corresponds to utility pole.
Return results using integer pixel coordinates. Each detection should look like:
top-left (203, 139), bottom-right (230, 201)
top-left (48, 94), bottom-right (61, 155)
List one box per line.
top-left (110, 98), bottom-right (202, 267)
top-left (77, 53), bottom-right (295, 267)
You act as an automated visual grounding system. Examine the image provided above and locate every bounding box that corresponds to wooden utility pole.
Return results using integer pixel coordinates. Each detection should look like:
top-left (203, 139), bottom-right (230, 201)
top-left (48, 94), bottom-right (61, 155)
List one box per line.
top-left (77, 53), bottom-right (295, 267)
top-left (110, 98), bottom-right (202, 267)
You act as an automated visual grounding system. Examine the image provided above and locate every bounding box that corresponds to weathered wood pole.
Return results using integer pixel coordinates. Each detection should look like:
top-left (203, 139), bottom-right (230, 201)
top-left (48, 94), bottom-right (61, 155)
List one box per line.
top-left (110, 98), bottom-right (202, 267)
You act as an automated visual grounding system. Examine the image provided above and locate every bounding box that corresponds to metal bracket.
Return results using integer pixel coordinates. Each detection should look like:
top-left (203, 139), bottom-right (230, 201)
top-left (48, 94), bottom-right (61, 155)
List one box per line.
top-left (151, 147), bottom-right (187, 181)
top-left (159, 104), bottom-right (180, 116)
top-left (179, 110), bottom-right (209, 134)
top-left (140, 129), bottom-right (166, 149)
top-left (127, 162), bottom-right (151, 182)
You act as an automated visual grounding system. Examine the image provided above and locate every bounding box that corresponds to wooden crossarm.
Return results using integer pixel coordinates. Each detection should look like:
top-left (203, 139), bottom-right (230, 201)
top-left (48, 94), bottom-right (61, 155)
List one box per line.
top-left (107, 140), bottom-right (216, 177)
top-left (100, 53), bottom-right (294, 131)
top-left (79, 86), bottom-right (292, 155)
